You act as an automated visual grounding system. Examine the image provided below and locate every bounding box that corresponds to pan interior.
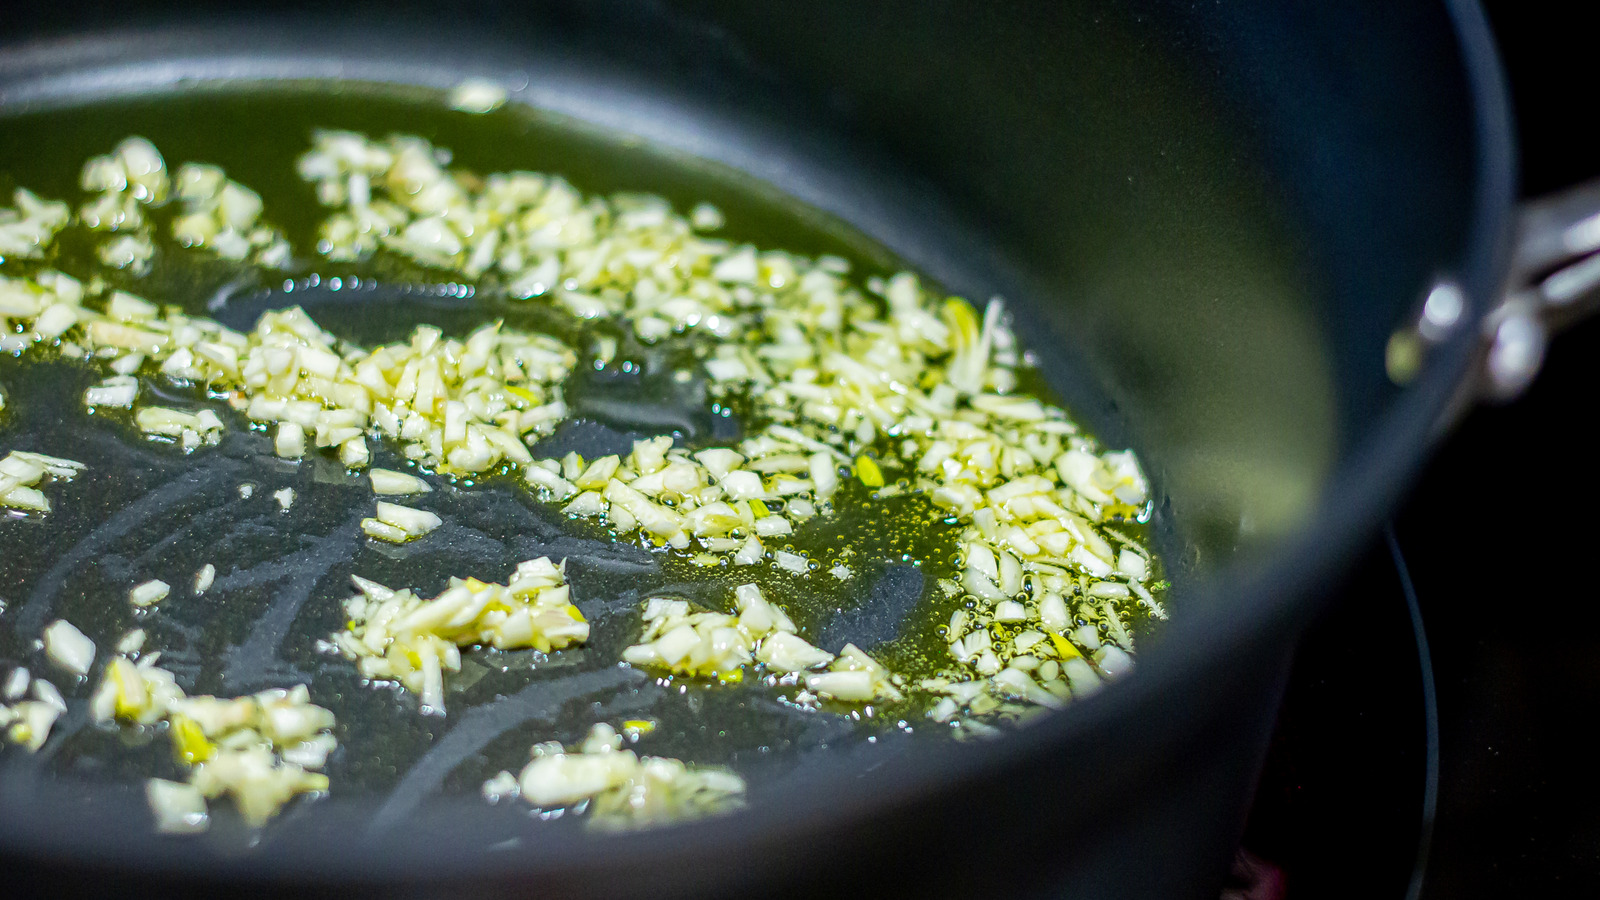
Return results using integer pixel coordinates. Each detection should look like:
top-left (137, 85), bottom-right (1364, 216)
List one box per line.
top-left (0, 0), bottom-right (1387, 869)
top-left (0, 77), bottom-right (1194, 850)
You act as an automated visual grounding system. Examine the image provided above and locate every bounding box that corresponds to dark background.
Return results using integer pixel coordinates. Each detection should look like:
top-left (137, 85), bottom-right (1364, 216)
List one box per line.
top-left (1241, 4), bottom-right (1600, 897)
top-left (1413, 3), bottom-right (1599, 895)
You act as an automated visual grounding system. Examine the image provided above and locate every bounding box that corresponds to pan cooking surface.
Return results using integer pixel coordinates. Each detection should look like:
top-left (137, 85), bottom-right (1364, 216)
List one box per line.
top-left (1, 84), bottom-right (1161, 846)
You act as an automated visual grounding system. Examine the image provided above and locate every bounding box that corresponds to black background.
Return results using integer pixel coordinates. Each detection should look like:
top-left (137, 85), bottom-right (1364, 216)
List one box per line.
top-left (1242, 4), bottom-right (1600, 897)
top-left (1413, 3), bottom-right (1600, 894)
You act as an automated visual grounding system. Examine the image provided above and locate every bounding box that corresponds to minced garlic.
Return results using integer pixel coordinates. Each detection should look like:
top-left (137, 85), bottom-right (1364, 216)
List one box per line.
top-left (329, 557), bottom-right (587, 714)
top-left (360, 501), bottom-right (441, 543)
top-left (90, 650), bottom-right (335, 828)
top-left (0, 450), bottom-right (84, 514)
top-left (1, 667), bottom-right (66, 753)
top-left (495, 723), bottom-right (744, 830)
top-left (1, 125), bottom-right (1172, 833)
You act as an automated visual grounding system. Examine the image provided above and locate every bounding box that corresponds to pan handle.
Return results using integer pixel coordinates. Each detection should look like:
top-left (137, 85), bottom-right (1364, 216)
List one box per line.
top-left (1481, 177), bottom-right (1600, 398)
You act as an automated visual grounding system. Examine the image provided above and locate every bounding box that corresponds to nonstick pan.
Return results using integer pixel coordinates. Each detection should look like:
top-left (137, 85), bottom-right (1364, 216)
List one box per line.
top-left (1, 2), bottom-right (1591, 898)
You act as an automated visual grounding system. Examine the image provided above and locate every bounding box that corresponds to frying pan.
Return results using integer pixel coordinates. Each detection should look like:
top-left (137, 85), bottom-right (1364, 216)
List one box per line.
top-left (1, 1), bottom-right (1592, 897)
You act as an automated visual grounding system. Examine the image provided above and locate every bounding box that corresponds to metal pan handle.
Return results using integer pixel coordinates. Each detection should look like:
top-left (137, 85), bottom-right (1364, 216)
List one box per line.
top-left (1481, 178), bottom-right (1600, 398)
top-left (1387, 178), bottom-right (1600, 413)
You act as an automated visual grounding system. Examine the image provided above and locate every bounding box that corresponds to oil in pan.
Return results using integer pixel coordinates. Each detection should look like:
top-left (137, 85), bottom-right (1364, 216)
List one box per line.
top-left (0, 84), bottom-right (1163, 840)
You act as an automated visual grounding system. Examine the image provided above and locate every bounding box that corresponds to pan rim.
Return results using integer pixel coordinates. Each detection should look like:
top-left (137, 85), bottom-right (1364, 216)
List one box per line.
top-left (0, 0), bottom-right (1515, 884)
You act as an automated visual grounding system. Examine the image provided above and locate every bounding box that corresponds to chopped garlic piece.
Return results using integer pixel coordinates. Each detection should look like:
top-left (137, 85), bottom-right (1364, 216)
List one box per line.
top-left (275, 422), bottom-right (306, 458)
top-left (128, 579), bottom-right (171, 608)
top-left (359, 518), bottom-right (407, 542)
top-left (756, 632), bottom-right (834, 673)
top-left (369, 468), bottom-right (430, 495)
top-left (0, 485), bottom-right (50, 512)
top-left (1095, 645), bottom-right (1134, 679)
top-left (194, 564), bottom-right (216, 595)
top-left (135, 405), bottom-right (224, 450)
top-left (803, 670), bottom-right (876, 702)
top-left (84, 374), bottom-right (139, 408)
top-left (146, 778), bottom-right (210, 834)
top-left (361, 501), bottom-right (442, 543)
top-left (773, 551), bottom-right (809, 575)
top-left (994, 600), bottom-right (1028, 623)
top-left (2, 699), bottom-right (62, 751)
top-left (30, 678), bottom-right (66, 714)
top-left (42, 619), bottom-right (95, 676)
top-left (0, 187), bottom-right (71, 260)
top-left (3, 668), bottom-right (30, 703)
top-left (482, 770), bottom-right (519, 803)
top-left (1, 450), bottom-right (85, 514)
top-left (804, 644), bottom-right (901, 703)
top-left (273, 487), bottom-right (295, 511)
top-left (117, 629), bottom-right (148, 655)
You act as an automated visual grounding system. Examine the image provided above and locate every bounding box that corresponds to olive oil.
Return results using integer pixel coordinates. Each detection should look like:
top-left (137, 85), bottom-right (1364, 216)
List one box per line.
top-left (2, 84), bottom-right (1160, 822)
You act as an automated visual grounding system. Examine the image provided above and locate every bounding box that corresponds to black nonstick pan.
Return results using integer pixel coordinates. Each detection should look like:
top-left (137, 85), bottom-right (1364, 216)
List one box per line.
top-left (2, 2), bottom-right (1592, 898)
